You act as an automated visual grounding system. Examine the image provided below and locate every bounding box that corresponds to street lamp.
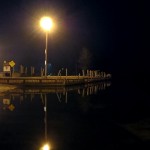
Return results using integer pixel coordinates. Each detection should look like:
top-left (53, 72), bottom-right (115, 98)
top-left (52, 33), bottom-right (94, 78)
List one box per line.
top-left (40, 16), bottom-right (53, 76)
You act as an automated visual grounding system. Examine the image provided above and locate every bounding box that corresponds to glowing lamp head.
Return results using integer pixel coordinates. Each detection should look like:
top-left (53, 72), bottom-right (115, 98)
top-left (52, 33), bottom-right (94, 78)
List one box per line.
top-left (40, 17), bottom-right (53, 31)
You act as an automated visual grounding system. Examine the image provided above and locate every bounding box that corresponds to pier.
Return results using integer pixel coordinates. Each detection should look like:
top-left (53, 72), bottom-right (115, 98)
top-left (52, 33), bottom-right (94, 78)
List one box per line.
top-left (0, 75), bottom-right (111, 86)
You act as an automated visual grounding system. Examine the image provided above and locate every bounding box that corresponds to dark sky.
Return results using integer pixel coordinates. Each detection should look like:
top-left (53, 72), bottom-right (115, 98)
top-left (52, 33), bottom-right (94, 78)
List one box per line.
top-left (0, 0), bottom-right (149, 77)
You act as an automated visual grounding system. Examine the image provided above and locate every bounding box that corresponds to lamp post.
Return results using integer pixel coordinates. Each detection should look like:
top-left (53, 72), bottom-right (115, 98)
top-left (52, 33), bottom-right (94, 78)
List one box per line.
top-left (40, 17), bottom-right (53, 77)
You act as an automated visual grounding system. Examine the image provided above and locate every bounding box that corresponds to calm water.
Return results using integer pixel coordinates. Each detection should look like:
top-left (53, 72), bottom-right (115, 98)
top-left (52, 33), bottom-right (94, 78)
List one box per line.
top-left (0, 81), bottom-right (150, 150)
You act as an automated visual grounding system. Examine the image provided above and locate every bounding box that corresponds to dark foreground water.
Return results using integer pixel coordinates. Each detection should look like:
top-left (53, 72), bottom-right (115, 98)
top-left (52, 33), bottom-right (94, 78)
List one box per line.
top-left (0, 81), bottom-right (150, 150)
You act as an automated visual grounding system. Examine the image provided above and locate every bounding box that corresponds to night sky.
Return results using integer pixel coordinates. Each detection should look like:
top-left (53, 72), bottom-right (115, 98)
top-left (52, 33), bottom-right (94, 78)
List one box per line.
top-left (0, 0), bottom-right (149, 79)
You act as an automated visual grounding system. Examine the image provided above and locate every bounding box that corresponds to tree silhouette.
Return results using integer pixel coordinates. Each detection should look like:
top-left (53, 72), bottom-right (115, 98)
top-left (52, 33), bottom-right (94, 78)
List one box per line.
top-left (78, 47), bottom-right (92, 70)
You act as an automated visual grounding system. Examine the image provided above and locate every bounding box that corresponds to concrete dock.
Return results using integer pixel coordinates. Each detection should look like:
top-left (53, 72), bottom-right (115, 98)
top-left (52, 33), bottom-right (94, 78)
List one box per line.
top-left (0, 75), bottom-right (111, 86)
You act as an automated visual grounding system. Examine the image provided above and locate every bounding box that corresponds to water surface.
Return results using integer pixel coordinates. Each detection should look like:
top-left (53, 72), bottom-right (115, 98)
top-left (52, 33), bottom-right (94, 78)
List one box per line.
top-left (0, 81), bottom-right (150, 150)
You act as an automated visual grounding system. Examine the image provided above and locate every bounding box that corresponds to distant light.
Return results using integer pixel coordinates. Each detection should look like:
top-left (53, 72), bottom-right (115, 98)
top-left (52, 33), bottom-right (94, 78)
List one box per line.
top-left (42, 144), bottom-right (50, 150)
top-left (40, 17), bottom-right (53, 31)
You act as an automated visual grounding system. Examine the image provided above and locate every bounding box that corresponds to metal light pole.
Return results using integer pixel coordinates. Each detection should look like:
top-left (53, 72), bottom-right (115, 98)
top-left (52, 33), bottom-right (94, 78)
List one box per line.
top-left (45, 32), bottom-right (48, 76)
top-left (40, 16), bottom-right (53, 77)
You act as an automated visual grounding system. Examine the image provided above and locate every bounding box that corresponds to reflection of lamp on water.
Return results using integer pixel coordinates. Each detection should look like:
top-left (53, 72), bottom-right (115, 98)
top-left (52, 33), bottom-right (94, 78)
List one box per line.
top-left (41, 144), bottom-right (50, 150)
top-left (40, 94), bottom-right (50, 150)
top-left (44, 94), bottom-right (48, 142)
